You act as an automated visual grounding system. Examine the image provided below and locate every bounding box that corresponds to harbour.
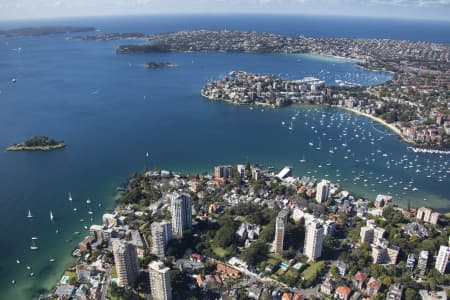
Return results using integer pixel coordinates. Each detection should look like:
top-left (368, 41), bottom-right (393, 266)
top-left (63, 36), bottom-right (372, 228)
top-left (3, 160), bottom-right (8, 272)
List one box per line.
top-left (0, 15), bottom-right (449, 299)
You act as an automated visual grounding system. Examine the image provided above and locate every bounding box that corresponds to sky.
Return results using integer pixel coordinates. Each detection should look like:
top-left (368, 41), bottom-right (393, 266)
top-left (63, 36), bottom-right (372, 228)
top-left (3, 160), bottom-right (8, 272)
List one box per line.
top-left (0, 0), bottom-right (449, 21)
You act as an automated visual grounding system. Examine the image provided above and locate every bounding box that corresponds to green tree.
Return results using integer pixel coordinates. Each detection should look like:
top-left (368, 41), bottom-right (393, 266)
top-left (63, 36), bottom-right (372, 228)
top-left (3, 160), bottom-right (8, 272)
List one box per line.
top-left (241, 240), bottom-right (268, 266)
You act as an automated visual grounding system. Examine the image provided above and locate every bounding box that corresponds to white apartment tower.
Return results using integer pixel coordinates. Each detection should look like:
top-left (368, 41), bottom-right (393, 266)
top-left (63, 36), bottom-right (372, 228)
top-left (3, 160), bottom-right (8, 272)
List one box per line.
top-left (435, 245), bottom-right (450, 275)
top-left (151, 221), bottom-right (172, 258)
top-left (316, 180), bottom-right (330, 203)
top-left (273, 209), bottom-right (289, 254)
top-left (112, 240), bottom-right (139, 287)
top-left (170, 193), bottom-right (192, 238)
top-left (149, 261), bottom-right (172, 300)
top-left (360, 225), bottom-right (374, 243)
top-left (304, 219), bottom-right (324, 261)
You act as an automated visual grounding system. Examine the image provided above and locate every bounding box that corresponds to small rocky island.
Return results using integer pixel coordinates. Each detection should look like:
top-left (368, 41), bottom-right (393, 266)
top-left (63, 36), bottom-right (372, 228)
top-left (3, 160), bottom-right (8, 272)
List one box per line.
top-left (144, 61), bottom-right (178, 69)
top-left (7, 136), bottom-right (66, 151)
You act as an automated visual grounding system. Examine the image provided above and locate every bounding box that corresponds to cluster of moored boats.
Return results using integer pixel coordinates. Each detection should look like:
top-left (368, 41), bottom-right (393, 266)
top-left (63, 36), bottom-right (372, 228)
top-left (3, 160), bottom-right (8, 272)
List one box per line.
top-left (13, 192), bottom-right (101, 284)
top-left (278, 107), bottom-right (450, 200)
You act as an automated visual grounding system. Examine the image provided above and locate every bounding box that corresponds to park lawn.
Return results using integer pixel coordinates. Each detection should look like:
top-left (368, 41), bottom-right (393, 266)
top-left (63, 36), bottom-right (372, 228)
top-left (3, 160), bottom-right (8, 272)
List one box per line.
top-left (63, 270), bottom-right (77, 280)
top-left (266, 256), bottom-right (281, 265)
top-left (285, 268), bottom-right (299, 278)
top-left (212, 246), bottom-right (230, 258)
top-left (276, 268), bottom-right (287, 276)
top-left (301, 261), bottom-right (325, 281)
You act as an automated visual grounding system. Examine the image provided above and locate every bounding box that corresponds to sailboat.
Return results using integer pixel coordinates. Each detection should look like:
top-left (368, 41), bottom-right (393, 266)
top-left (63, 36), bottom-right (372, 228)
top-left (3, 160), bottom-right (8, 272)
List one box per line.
top-left (69, 192), bottom-right (72, 202)
top-left (288, 120), bottom-right (293, 131)
top-left (50, 211), bottom-right (54, 222)
top-left (299, 155), bottom-right (306, 163)
top-left (30, 239), bottom-right (39, 250)
top-left (27, 209), bottom-right (32, 219)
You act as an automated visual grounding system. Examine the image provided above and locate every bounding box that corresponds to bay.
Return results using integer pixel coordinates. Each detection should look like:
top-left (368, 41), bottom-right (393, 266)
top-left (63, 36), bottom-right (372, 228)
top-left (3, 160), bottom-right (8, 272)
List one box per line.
top-left (0, 15), bottom-right (449, 299)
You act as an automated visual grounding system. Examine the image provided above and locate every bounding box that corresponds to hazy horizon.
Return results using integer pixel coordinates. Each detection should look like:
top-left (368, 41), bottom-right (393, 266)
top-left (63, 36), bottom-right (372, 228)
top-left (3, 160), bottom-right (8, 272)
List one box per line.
top-left (0, 0), bottom-right (449, 22)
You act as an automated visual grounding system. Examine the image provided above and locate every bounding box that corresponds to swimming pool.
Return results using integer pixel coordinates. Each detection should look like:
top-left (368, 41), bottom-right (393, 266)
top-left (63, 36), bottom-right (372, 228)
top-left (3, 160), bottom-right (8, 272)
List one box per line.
top-left (60, 275), bottom-right (69, 284)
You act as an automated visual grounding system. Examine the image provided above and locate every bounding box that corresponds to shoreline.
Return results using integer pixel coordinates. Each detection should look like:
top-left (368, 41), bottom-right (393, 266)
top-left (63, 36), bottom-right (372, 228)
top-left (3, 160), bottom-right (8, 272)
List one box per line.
top-left (7, 143), bottom-right (66, 151)
top-left (48, 165), bottom-right (450, 298)
top-left (303, 52), bottom-right (365, 64)
top-left (337, 106), bottom-right (404, 137)
top-left (203, 90), bottom-right (449, 152)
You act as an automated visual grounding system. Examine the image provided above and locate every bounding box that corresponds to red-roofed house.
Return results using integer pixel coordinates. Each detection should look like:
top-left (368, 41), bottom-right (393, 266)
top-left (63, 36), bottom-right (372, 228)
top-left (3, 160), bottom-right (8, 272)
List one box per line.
top-left (191, 253), bottom-right (204, 262)
top-left (293, 294), bottom-right (303, 300)
top-left (352, 271), bottom-right (368, 290)
top-left (335, 285), bottom-right (352, 300)
top-left (282, 293), bottom-right (292, 300)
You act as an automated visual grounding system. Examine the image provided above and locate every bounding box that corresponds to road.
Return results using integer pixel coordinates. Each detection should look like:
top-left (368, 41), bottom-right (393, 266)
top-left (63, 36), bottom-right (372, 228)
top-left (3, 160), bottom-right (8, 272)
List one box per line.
top-left (100, 266), bottom-right (112, 300)
top-left (208, 258), bottom-right (319, 297)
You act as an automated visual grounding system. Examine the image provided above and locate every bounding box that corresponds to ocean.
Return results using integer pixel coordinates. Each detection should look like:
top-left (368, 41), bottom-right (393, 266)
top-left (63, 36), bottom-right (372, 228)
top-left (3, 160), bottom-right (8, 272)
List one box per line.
top-left (0, 14), bottom-right (449, 299)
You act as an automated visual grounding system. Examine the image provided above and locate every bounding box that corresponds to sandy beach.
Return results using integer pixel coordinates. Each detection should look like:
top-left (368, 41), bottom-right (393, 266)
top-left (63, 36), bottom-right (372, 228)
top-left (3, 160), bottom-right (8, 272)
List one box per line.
top-left (338, 106), bottom-right (412, 143)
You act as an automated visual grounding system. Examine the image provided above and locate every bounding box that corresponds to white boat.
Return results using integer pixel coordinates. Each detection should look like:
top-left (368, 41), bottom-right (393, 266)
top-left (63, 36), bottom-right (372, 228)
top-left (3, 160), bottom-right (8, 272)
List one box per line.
top-left (27, 209), bottom-right (32, 219)
top-left (88, 209), bottom-right (93, 215)
top-left (69, 192), bottom-right (72, 201)
top-left (26, 266), bottom-right (31, 270)
top-left (16, 259), bottom-right (20, 264)
top-left (73, 208), bottom-right (77, 212)
top-left (299, 155), bottom-right (306, 163)
top-left (315, 139), bottom-right (321, 150)
top-left (86, 199), bottom-right (91, 204)
top-left (31, 237), bottom-right (38, 240)
top-left (50, 211), bottom-right (54, 222)
top-left (11, 280), bottom-right (15, 285)
top-left (49, 258), bottom-right (55, 262)
top-left (29, 273), bottom-right (35, 277)
top-left (30, 240), bottom-right (39, 251)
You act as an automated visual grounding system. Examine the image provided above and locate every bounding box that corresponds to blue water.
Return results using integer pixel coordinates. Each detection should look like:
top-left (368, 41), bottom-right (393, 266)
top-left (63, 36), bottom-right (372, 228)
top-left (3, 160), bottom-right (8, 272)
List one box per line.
top-left (0, 15), bottom-right (449, 299)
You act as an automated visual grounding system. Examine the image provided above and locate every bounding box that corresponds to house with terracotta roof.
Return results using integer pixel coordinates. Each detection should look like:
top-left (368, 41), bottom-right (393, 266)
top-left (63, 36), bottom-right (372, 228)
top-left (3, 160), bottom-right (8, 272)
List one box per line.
top-left (366, 277), bottom-right (383, 296)
top-left (191, 253), bottom-right (204, 262)
top-left (352, 271), bottom-right (368, 290)
top-left (335, 285), bottom-right (352, 300)
top-left (216, 262), bottom-right (241, 279)
top-left (282, 293), bottom-right (292, 300)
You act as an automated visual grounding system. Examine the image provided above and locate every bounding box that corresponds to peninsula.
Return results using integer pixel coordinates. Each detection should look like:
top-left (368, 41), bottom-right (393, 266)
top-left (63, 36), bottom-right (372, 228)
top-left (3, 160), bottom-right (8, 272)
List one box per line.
top-left (109, 30), bottom-right (449, 149)
top-left (74, 29), bottom-right (450, 147)
top-left (0, 26), bottom-right (95, 37)
top-left (144, 61), bottom-right (178, 69)
top-left (45, 163), bottom-right (450, 300)
top-left (7, 136), bottom-right (66, 151)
